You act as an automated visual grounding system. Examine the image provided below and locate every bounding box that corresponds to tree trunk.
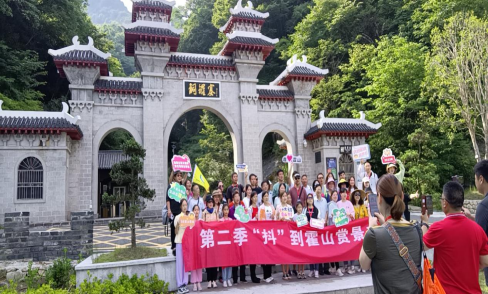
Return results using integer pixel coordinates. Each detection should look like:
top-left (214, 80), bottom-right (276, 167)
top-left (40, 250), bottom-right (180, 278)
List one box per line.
top-left (131, 217), bottom-right (136, 248)
top-left (468, 124), bottom-right (482, 162)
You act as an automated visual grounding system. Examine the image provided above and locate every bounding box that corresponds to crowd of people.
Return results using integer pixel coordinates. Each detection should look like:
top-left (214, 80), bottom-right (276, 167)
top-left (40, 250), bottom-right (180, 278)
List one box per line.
top-left (166, 159), bottom-right (488, 294)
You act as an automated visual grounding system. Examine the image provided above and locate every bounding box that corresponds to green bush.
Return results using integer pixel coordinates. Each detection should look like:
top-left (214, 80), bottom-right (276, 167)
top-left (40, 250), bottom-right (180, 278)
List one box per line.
top-left (0, 273), bottom-right (169, 294)
top-left (45, 249), bottom-right (75, 289)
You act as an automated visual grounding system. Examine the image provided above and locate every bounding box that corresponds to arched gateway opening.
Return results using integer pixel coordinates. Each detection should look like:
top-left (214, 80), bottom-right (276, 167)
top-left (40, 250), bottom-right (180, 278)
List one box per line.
top-left (167, 108), bottom-right (238, 191)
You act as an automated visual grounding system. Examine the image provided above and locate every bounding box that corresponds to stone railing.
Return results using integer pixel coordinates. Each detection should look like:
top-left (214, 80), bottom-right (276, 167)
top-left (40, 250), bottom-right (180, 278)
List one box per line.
top-left (0, 211), bottom-right (93, 261)
top-left (464, 200), bottom-right (482, 214)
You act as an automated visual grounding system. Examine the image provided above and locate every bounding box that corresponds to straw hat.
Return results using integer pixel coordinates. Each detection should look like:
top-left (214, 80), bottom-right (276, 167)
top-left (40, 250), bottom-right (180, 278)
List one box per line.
top-left (352, 189), bottom-right (366, 200)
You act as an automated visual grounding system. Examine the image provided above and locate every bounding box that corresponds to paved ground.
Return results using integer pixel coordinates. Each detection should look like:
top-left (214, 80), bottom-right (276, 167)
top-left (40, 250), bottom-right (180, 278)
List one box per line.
top-left (199, 272), bottom-right (373, 294)
top-left (92, 223), bottom-right (171, 251)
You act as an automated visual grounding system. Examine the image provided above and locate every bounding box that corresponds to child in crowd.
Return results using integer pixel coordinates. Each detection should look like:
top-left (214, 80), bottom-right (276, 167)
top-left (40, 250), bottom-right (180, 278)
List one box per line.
top-left (293, 201), bottom-right (307, 279)
top-left (338, 188), bottom-right (356, 275)
top-left (258, 191), bottom-right (274, 283)
top-left (304, 194), bottom-right (320, 278)
top-left (202, 196), bottom-right (219, 288)
top-left (190, 205), bottom-right (203, 291)
top-left (175, 199), bottom-right (190, 294)
top-left (327, 191), bottom-right (341, 276)
top-left (219, 204), bottom-right (233, 287)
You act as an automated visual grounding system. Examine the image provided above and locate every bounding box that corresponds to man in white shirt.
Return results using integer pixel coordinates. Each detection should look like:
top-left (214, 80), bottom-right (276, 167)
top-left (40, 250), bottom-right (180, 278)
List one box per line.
top-left (187, 184), bottom-right (205, 219)
top-left (357, 160), bottom-right (378, 194)
top-left (301, 174), bottom-right (313, 195)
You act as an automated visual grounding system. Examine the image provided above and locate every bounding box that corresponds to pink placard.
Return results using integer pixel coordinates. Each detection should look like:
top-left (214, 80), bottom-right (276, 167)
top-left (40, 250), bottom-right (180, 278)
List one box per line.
top-left (172, 154), bottom-right (192, 172)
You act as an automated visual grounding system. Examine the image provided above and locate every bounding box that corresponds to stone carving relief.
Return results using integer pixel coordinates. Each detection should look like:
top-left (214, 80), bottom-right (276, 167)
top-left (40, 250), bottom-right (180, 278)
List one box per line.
top-left (258, 99), bottom-right (292, 111)
top-left (233, 50), bottom-right (263, 61)
top-left (239, 95), bottom-right (259, 105)
top-left (0, 134), bottom-right (63, 148)
top-left (230, 22), bottom-right (261, 34)
top-left (69, 101), bottom-right (94, 113)
top-left (165, 66), bottom-right (237, 81)
top-left (136, 11), bottom-right (169, 23)
top-left (142, 90), bottom-right (164, 101)
top-left (97, 92), bottom-right (141, 106)
top-left (135, 41), bottom-right (170, 54)
top-left (63, 66), bottom-right (100, 86)
top-left (295, 108), bottom-right (312, 118)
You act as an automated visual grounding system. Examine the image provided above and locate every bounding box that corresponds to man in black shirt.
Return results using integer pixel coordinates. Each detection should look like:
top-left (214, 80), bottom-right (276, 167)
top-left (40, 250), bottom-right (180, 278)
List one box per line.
top-left (225, 172), bottom-right (243, 202)
top-left (248, 173), bottom-right (262, 194)
top-left (465, 160), bottom-right (488, 285)
top-left (166, 170), bottom-right (183, 256)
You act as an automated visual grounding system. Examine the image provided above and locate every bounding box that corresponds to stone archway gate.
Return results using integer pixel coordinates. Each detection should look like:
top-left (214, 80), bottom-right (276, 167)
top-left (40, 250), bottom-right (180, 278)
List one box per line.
top-left (47, 0), bottom-right (329, 217)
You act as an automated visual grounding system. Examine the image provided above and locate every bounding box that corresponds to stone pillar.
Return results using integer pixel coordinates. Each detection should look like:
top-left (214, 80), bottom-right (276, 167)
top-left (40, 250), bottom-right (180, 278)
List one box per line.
top-left (64, 66), bottom-right (98, 218)
top-left (137, 52), bottom-right (170, 215)
top-left (288, 80), bottom-right (317, 179)
top-left (235, 54), bottom-right (265, 180)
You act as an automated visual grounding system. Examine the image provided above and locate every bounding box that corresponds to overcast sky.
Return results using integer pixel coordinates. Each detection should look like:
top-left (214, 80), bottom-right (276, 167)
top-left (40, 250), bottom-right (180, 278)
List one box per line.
top-left (121, 0), bottom-right (187, 11)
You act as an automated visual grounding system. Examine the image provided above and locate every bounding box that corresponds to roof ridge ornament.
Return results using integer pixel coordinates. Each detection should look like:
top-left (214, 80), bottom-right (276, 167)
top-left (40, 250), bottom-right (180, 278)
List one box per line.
top-left (48, 36), bottom-right (111, 60)
top-left (316, 110), bottom-right (381, 130)
top-left (230, 0), bottom-right (269, 18)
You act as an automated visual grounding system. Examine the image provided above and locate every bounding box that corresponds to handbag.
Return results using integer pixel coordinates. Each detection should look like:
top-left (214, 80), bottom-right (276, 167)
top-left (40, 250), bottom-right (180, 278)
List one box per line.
top-left (383, 222), bottom-right (422, 290)
top-left (423, 253), bottom-right (446, 294)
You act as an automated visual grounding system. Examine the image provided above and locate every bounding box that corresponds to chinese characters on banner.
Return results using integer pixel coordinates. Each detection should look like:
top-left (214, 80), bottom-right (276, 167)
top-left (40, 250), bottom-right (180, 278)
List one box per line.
top-left (184, 81), bottom-right (220, 99)
top-left (182, 218), bottom-right (368, 271)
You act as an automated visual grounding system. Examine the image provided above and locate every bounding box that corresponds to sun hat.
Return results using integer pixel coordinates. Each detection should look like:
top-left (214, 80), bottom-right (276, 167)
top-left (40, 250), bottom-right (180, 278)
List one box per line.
top-left (352, 189), bottom-right (366, 199)
top-left (338, 179), bottom-right (350, 188)
top-left (386, 163), bottom-right (397, 172)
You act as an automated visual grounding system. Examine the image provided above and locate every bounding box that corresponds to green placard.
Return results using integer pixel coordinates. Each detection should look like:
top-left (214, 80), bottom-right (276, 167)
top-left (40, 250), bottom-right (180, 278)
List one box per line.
top-left (332, 208), bottom-right (350, 227)
top-left (168, 183), bottom-right (187, 202)
top-left (234, 205), bottom-right (250, 223)
top-left (296, 214), bottom-right (308, 227)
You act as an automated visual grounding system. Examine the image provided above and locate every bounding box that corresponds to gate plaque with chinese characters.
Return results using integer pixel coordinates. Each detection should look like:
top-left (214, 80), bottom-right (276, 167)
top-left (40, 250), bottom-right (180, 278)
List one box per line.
top-left (184, 81), bottom-right (221, 99)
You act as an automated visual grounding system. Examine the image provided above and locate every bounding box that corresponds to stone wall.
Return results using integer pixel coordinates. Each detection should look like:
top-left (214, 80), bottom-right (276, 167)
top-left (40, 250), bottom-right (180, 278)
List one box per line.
top-left (0, 211), bottom-right (93, 261)
top-left (464, 200), bottom-right (482, 214)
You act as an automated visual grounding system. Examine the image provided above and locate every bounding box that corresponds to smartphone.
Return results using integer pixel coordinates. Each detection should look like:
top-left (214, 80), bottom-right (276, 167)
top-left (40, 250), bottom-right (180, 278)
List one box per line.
top-left (368, 194), bottom-right (379, 217)
top-left (422, 195), bottom-right (433, 216)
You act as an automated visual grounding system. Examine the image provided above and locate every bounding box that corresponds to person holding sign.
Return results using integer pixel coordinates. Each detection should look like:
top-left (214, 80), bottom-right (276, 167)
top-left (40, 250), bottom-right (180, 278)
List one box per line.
top-left (386, 159), bottom-right (405, 184)
top-left (167, 170), bottom-right (186, 256)
top-left (293, 201), bottom-right (307, 280)
top-left (202, 195), bottom-right (219, 288)
top-left (190, 205), bottom-right (203, 292)
top-left (229, 191), bottom-right (248, 284)
top-left (276, 192), bottom-right (293, 280)
top-left (174, 199), bottom-right (190, 294)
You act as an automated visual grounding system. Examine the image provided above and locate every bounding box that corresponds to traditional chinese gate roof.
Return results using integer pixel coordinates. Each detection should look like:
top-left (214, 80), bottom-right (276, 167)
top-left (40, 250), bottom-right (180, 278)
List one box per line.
top-left (167, 53), bottom-right (235, 70)
top-left (132, 0), bottom-right (174, 22)
top-left (94, 77), bottom-right (143, 94)
top-left (271, 55), bottom-right (328, 86)
top-left (257, 86), bottom-right (294, 101)
top-left (124, 21), bottom-right (182, 55)
top-left (219, 1), bottom-right (277, 60)
top-left (0, 101), bottom-right (83, 140)
top-left (304, 111), bottom-right (381, 140)
top-left (48, 36), bottom-right (111, 78)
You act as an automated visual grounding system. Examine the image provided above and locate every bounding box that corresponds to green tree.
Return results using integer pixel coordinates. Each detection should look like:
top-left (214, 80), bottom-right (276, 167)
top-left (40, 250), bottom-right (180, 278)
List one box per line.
top-left (195, 111), bottom-right (234, 188)
top-left (103, 139), bottom-right (156, 248)
top-left (171, 5), bottom-right (189, 29)
top-left (179, 0), bottom-right (219, 53)
top-left (99, 22), bottom-right (137, 76)
top-left (427, 13), bottom-right (488, 161)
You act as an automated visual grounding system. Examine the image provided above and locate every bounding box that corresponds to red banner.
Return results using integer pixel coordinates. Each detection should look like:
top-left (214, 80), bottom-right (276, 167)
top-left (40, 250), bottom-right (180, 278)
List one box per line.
top-left (182, 218), bottom-right (368, 271)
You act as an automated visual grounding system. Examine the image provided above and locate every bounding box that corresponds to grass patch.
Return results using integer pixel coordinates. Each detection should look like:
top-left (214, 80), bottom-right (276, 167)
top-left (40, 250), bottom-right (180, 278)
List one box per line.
top-left (93, 247), bottom-right (167, 264)
top-left (480, 271), bottom-right (488, 294)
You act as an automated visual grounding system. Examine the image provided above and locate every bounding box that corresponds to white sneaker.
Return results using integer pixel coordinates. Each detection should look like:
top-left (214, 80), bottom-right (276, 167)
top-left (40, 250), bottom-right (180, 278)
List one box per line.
top-left (266, 277), bottom-right (274, 283)
top-left (330, 267), bottom-right (336, 274)
top-left (308, 271), bottom-right (314, 278)
top-left (336, 268), bottom-right (344, 277)
top-left (362, 269), bottom-right (367, 273)
top-left (223, 281), bottom-right (228, 287)
top-left (207, 281), bottom-right (212, 288)
top-left (212, 281), bottom-right (217, 288)
top-left (347, 266), bottom-right (355, 275)
top-left (228, 280), bottom-right (233, 287)
top-left (314, 270), bottom-right (319, 278)
top-left (177, 288), bottom-right (186, 294)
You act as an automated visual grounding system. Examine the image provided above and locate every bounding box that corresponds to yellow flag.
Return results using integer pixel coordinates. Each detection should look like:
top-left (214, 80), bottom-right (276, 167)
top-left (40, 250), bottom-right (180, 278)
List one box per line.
top-left (192, 164), bottom-right (209, 192)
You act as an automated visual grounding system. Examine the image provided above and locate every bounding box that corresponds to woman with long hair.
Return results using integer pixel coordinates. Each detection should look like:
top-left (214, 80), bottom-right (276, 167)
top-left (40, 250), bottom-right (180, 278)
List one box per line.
top-left (243, 184), bottom-right (252, 208)
top-left (348, 176), bottom-right (358, 196)
top-left (305, 193), bottom-right (320, 278)
top-left (258, 191), bottom-right (275, 283)
top-left (174, 199), bottom-right (189, 294)
top-left (359, 174), bottom-right (422, 294)
top-left (273, 183), bottom-right (287, 209)
top-left (184, 179), bottom-right (192, 197)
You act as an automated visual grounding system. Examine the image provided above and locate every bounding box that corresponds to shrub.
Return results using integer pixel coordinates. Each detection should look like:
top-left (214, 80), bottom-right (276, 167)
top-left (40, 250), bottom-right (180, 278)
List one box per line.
top-left (45, 249), bottom-right (75, 289)
top-left (25, 261), bottom-right (42, 290)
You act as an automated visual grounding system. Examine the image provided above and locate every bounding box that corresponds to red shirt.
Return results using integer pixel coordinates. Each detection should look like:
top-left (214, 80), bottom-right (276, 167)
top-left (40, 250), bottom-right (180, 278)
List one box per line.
top-left (251, 206), bottom-right (258, 219)
top-left (423, 214), bottom-right (488, 294)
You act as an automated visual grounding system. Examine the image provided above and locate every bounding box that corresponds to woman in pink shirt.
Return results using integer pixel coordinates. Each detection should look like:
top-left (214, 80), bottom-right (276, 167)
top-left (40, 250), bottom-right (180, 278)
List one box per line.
top-left (337, 188), bottom-right (356, 274)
